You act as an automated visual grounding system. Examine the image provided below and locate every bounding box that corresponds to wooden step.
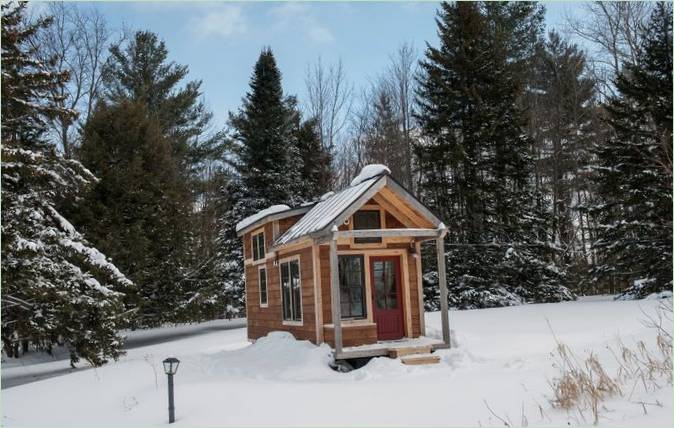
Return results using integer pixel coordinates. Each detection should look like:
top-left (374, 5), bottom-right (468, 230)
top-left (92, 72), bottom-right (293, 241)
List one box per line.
top-left (400, 353), bottom-right (441, 365)
top-left (388, 345), bottom-right (432, 358)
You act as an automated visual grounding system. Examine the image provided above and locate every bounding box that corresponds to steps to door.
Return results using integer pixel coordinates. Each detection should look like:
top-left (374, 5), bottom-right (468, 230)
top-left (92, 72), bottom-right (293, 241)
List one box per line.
top-left (400, 353), bottom-right (441, 365)
top-left (386, 344), bottom-right (441, 365)
top-left (388, 345), bottom-right (432, 358)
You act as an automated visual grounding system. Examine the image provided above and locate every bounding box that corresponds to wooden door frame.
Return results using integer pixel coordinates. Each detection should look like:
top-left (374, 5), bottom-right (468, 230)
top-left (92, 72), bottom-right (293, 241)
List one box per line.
top-left (369, 254), bottom-right (405, 340)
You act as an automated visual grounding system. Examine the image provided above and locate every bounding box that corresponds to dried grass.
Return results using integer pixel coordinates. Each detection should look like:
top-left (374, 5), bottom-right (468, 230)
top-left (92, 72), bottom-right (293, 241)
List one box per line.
top-left (548, 298), bottom-right (672, 425)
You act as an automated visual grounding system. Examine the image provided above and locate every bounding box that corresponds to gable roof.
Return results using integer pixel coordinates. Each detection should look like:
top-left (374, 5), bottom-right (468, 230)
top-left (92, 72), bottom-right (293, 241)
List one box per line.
top-left (272, 172), bottom-right (443, 248)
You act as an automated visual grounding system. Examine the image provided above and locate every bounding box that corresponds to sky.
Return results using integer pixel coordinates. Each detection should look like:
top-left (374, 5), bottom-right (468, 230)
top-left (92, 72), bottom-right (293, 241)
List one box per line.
top-left (32, 1), bottom-right (582, 130)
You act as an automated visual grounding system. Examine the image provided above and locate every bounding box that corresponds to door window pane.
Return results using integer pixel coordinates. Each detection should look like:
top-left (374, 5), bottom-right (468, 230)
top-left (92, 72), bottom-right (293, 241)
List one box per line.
top-left (373, 260), bottom-right (397, 310)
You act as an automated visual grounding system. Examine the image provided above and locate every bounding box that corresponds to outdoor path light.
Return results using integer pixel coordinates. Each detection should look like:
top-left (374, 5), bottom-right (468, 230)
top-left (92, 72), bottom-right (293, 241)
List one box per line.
top-left (163, 357), bottom-right (180, 423)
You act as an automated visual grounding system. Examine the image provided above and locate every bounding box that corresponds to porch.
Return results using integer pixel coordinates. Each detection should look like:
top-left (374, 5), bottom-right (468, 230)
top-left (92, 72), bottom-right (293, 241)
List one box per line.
top-left (335, 335), bottom-right (448, 360)
top-left (326, 225), bottom-right (451, 360)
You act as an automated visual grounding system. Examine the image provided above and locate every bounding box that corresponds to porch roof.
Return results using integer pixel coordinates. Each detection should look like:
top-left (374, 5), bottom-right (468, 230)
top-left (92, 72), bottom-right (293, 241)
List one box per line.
top-left (273, 172), bottom-right (443, 249)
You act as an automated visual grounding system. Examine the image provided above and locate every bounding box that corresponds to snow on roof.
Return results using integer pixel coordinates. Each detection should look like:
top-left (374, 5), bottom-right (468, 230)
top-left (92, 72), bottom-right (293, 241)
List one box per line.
top-left (319, 191), bottom-right (335, 201)
top-left (274, 176), bottom-right (382, 247)
top-left (350, 164), bottom-right (391, 186)
top-left (236, 204), bottom-right (291, 233)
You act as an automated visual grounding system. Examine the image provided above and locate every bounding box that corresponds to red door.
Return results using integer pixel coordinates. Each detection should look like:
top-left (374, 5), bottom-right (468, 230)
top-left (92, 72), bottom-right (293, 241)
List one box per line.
top-left (370, 256), bottom-right (404, 340)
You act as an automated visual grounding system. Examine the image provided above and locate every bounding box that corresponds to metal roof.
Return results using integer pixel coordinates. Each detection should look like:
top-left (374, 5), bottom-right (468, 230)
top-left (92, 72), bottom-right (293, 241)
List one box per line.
top-left (273, 175), bottom-right (382, 247)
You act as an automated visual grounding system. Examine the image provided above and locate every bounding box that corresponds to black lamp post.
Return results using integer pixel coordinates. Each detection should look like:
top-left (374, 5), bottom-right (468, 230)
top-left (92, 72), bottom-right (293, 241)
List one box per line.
top-left (162, 357), bottom-right (180, 424)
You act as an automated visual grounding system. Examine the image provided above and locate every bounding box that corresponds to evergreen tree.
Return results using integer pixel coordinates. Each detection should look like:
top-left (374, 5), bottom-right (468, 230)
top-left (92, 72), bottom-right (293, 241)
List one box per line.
top-left (527, 31), bottom-right (600, 291)
top-left (76, 99), bottom-right (196, 326)
top-left (363, 89), bottom-right (408, 184)
top-left (1, 2), bottom-right (132, 366)
top-left (294, 115), bottom-right (332, 200)
top-left (103, 31), bottom-right (211, 169)
top-left (588, 2), bottom-right (672, 299)
top-left (416, 2), bottom-right (573, 309)
top-left (215, 48), bottom-right (317, 309)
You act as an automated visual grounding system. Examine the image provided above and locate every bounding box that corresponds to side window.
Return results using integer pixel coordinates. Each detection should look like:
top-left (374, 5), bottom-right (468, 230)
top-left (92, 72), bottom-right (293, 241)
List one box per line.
top-left (259, 266), bottom-right (268, 306)
top-left (353, 210), bottom-right (382, 244)
top-left (338, 255), bottom-right (366, 319)
top-left (280, 259), bottom-right (302, 322)
top-left (251, 231), bottom-right (265, 261)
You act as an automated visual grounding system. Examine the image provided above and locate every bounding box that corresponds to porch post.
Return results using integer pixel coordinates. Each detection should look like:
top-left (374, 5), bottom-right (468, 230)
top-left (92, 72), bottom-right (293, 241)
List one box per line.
top-left (329, 226), bottom-right (343, 355)
top-left (436, 231), bottom-right (450, 347)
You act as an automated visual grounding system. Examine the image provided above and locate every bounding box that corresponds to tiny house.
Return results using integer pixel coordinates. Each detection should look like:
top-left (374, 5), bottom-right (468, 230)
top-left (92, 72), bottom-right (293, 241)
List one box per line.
top-left (236, 165), bottom-right (451, 363)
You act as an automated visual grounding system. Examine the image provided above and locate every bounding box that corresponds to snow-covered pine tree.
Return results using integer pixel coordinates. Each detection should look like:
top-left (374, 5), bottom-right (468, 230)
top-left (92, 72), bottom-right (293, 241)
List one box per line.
top-left (588, 2), bottom-right (673, 299)
top-left (1, 2), bottom-right (132, 366)
top-left (416, 2), bottom-right (574, 309)
top-left (526, 31), bottom-right (601, 292)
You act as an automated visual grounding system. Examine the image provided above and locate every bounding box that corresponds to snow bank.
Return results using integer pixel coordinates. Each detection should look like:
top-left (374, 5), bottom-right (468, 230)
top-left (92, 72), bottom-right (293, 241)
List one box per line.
top-left (235, 204), bottom-right (290, 232)
top-left (3, 299), bottom-right (672, 427)
top-left (349, 164), bottom-right (390, 186)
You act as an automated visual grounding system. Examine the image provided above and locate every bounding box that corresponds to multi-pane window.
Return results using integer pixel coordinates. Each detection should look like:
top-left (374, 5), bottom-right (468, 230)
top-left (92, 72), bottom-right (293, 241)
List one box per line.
top-left (280, 259), bottom-right (302, 322)
top-left (258, 267), bottom-right (268, 306)
top-left (338, 255), bottom-right (366, 319)
top-left (353, 210), bottom-right (382, 244)
top-left (252, 232), bottom-right (265, 260)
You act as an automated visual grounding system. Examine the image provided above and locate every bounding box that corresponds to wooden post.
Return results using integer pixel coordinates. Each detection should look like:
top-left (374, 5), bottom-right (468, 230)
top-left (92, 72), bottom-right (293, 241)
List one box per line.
top-left (436, 234), bottom-right (450, 347)
top-left (329, 228), bottom-right (343, 356)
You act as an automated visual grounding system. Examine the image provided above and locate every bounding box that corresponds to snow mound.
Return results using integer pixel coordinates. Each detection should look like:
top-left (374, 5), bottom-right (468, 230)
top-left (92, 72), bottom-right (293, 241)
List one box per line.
top-left (236, 204), bottom-right (291, 232)
top-left (320, 191), bottom-right (335, 201)
top-left (350, 164), bottom-right (390, 186)
top-left (207, 331), bottom-right (334, 381)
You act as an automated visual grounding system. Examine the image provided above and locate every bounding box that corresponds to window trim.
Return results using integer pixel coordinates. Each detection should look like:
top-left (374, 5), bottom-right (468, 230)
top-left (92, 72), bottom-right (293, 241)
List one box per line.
top-left (351, 208), bottom-right (385, 246)
top-left (278, 255), bottom-right (303, 325)
top-left (338, 254), bottom-right (367, 320)
top-left (251, 230), bottom-right (265, 261)
top-left (258, 265), bottom-right (268, 307)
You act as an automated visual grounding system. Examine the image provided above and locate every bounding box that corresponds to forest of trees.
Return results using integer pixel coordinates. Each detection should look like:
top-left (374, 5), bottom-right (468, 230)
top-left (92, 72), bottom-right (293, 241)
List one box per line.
top-left (2, 1), bottom-right (671, 365)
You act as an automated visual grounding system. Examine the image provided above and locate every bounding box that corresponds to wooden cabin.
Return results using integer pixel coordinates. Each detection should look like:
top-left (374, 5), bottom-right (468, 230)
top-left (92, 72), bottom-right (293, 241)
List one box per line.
top-left (236, 165), bottom-right (451, 363)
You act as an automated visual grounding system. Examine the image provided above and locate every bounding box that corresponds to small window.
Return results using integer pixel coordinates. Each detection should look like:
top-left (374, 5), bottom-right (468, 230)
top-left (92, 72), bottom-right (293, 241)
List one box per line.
top-left (353, 210), bottom-right (382, 244)
top-left (339, 255), bottom-right (366, 319)
top-left (259, 267), bottom-right (268, 306)
top-left (280, 259), bottom-right (302, 322)
top-left (252, 231), bottom-right (265, 261)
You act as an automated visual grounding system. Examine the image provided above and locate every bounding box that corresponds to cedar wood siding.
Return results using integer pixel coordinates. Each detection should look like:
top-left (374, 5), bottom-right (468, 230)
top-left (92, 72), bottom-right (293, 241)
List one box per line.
top-left (243, 194), bottom-right (426, 347)
top-left (244, 219), bottom-right (316, 342)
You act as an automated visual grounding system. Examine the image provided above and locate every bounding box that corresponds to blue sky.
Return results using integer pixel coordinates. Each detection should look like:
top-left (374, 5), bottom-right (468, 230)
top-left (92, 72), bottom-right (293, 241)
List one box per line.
top-left (42, 1), bottom-right (580, 129)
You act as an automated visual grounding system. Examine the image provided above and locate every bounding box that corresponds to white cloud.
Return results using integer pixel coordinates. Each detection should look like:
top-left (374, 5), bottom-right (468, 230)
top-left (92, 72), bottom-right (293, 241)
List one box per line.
top-left (268, 2), bottom-right (334, 44)
top-left (190, 5), bottom-right (247, 39)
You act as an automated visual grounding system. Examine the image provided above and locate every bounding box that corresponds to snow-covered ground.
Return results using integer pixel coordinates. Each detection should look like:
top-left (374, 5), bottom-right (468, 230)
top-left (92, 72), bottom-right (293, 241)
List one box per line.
top-left (2, 297), bottom-right (671, 427)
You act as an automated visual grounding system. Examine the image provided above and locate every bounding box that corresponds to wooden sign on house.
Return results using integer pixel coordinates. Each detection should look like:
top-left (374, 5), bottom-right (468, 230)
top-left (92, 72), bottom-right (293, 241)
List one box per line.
top-left (236, 165), bottom-right (451, 364)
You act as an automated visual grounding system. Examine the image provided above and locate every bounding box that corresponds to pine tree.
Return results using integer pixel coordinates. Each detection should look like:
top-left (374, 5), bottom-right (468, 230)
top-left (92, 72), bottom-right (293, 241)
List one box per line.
top-left (103, 31), bottom-right (211, 168)
top-left (416, 2), bottom-right (573, 309)
top-left (527, 31), bottom-right (600, 291)
top-left (363, 89), bottom-right (408, 184)
top-left (215, 48), bottom-right (313, 309)
top-left (588, 2), bottom-right (672, 299)
top-left (76, 100), bottom-right (197, 326)
top-left (294, 115), bottom-right (332, 200)
top-left (1, 2), bottom-right (132, 366)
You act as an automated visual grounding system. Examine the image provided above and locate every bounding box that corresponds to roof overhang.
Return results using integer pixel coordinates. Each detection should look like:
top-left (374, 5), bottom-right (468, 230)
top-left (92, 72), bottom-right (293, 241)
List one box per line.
top-left (235, 204), bottom-right (314, 237)
top-left (270, 174), bottom-right (445, 250)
